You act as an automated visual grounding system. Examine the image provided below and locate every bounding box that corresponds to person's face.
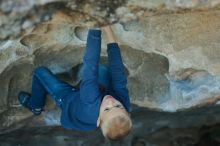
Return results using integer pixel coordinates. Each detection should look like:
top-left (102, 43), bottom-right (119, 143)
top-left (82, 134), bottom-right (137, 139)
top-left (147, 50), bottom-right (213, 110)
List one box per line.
top-left (97, 95), bottom-right (128, 126)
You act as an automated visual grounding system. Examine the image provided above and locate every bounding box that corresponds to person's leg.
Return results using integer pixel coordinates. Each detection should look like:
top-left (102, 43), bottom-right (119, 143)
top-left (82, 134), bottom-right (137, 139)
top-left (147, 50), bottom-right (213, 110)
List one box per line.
top-left (28, 68), bottom-right (48, 109)
top-left (19, 66), bottom-right (74, 114)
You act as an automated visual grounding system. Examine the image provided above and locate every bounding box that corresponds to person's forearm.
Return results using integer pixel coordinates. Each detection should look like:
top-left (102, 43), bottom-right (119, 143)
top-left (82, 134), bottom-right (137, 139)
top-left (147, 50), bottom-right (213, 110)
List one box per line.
top-left (102, 25), bottom-right (117, 43)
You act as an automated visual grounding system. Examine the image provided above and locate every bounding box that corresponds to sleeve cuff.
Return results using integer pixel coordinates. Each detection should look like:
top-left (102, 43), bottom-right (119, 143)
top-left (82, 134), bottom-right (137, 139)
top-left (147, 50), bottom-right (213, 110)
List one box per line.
top-left (88, 29), bottom-right (101, 38)
top-left (107, 42), bottom-right (119, 48)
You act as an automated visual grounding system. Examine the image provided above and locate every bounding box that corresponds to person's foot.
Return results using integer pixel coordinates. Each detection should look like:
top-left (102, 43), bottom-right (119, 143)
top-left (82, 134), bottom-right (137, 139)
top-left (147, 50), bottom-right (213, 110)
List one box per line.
top-left (18, 91), bottom-right (43, 115)
top-left (18, 91), bottom-right (31, 108)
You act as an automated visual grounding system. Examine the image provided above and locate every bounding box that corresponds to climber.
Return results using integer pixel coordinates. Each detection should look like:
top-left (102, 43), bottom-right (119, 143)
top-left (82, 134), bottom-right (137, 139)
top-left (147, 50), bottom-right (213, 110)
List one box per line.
top-left (18, 25), bottom-right (132, 140)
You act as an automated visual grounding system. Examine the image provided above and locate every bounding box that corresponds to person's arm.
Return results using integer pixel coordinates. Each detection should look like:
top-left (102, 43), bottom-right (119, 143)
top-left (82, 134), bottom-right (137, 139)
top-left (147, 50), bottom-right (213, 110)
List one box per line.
top-left (80, 29), bottom-right (102, 103)
top-left (102, 26), bottom-right (131, 112)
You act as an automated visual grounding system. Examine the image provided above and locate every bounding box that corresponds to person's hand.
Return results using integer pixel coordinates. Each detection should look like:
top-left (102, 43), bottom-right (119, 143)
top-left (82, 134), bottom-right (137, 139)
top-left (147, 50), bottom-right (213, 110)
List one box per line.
top-left (102, 25), bottom-right (117, 43)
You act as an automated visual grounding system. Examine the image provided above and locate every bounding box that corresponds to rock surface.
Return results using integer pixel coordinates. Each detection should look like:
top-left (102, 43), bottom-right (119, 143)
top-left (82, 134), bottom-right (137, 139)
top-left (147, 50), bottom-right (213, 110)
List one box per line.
top-left (1, 0), bottom-right (220, 146)
top-left (1, 8), bottom-right (220, 112)
top-left (1, 0), bottom-right (220, 40)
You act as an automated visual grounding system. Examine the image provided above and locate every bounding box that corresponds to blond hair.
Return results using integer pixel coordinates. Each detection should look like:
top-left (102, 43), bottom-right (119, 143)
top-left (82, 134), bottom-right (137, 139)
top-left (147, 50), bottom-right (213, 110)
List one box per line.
top-left (100, 113), bottom-right (132, 141)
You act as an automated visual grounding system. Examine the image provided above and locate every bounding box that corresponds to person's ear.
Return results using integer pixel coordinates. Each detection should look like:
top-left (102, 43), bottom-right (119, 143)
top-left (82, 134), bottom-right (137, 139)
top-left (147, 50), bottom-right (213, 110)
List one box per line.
top-left (97, 116), bottom-right (101, 127)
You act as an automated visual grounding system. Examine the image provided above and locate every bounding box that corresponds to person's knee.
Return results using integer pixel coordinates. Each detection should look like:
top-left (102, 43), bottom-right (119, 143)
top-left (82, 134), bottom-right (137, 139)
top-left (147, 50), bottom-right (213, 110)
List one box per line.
top-left (33, 66), bottom-right (50, 75)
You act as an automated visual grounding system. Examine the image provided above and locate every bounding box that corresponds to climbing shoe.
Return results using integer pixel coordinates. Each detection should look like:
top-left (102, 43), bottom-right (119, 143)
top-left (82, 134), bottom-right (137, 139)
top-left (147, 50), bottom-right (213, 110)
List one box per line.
top-left (18, 91), bottom-right (43, 115)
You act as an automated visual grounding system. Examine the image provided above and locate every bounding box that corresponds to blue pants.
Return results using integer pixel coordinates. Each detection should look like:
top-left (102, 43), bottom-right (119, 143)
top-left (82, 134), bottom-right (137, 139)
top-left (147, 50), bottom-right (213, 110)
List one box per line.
top-left (28, 65), bottom-right (110, 109)
top-left (28, 67), bottom-right (74, 109)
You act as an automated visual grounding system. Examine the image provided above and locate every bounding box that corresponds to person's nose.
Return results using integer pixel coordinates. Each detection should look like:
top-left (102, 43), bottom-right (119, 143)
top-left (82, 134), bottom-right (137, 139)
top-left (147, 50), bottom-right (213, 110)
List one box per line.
top-left (108, 99), bottom-right (114, 105)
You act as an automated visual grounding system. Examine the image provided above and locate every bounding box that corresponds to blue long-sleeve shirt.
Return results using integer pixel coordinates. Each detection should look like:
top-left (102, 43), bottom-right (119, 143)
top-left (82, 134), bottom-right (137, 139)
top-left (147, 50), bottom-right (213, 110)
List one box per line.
top-left (60, 30), bottom-right (131, 131)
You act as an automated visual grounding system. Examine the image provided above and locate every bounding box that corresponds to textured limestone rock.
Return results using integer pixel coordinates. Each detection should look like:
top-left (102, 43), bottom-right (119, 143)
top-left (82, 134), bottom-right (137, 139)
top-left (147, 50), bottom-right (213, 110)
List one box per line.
top-left (0, 8), bottom-right (220, 138)
top-left (1, 1), bottom-right (220, 145)
top-left (1, 8), bottom-right (220, 112)
top-left (1, 0), bottom-right (220, 40)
